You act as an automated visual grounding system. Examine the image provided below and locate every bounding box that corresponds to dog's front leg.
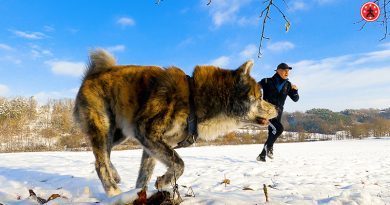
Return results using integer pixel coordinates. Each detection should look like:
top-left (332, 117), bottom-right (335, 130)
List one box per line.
top-left (136, 149), bottom-right (156, 189)
top-left (134, 128), bottom-right (184, 190)
top-left (151, 140), bottom-right (184, 189)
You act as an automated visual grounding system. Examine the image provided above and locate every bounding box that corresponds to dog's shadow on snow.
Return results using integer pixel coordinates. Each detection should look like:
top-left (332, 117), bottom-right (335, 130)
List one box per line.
top-left (0, 167), bottom-right (106, 199)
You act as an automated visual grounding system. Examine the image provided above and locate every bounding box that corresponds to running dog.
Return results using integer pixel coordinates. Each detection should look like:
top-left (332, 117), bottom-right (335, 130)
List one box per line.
top-left (73, 49), bottom-right (277, 196)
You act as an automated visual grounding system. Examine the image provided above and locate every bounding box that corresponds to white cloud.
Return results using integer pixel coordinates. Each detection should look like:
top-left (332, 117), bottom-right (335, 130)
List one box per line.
top-left (67, 28), bottom-right (79, 34)
top-left (285, 49), bottom-right (390, 112)
top-left (209, 56), bottom-right (230, 67)
top-left (180, 8), bottom-right (190, 14)
top-left (288, 1), bottom-right (307, 12)
top-left (177, 37), bottom-right (195, 48)
top-left (348, 50), bottom-right (390, 66)
top-left (46, 60), bottom-right (85, 77)
top-left (0, 43), bottom-right (13, 51)
top-left (239, 44), bottom-right (257, 60)
top-left (0, 84), bottom-right (10, 95)
top-left (106, 45), bottom-right (126, 53)
top-left (208, 44), bottom-right (257, 69)
top-left (70, 87), bottom-right (79, 93)
top-left (42, 50), bottom-right (52, 55)
top-left (379, 42), bottom-right (390, 48)
top-left (11, 30), bottom-right (47, 39)
top-left (207, 0), bottom-right (251, 27)
top-left (267, 41), bottom-right (295, 52)
top-left (117, 17), bottom-right (136, 27)
top-left (0, 56), bottom-right (21, 64)
top-left (43, 26), bottom-right (55, 32)
top-left (30, 45), bottom-right (53, 59)
top-left (34, 88), bottom-right (78, 105)
top-left (31, 50), bottom-right (41, 59)
top-left (316, 0), bottom-right (336, 5)
top-left (237, 15), bottom-right (259, 26)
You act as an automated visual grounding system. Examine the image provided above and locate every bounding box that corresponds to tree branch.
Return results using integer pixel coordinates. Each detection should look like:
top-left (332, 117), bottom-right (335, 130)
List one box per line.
top-left (381, 0), bottom-right (389, 40)
top-left (258, 0), bottom-right (273, 58)
top-left (258, 0), bottom-right (290, 58)
top-left (281, 0), bottom-right (288, 7)
top-left (360, 21), bottom-right (368, 31)
top-left (272, 3), bottom-right (289, 24)
top-left (357, 0), bottom-right (389, 41)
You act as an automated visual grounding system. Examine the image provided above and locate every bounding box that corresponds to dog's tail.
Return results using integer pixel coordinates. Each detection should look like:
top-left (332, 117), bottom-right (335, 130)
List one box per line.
top-left (84, 48), bottom-right (117, 78)
top-left (74, 49), bottom-right (116, 124)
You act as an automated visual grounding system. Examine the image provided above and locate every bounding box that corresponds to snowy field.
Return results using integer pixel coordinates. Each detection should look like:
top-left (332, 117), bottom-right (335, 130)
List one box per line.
top-left (0, 138), bottom-right (389, 205)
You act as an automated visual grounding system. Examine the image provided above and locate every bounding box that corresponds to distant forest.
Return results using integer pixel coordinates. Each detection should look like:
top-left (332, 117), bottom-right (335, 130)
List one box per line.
top-left (1, 97), bottom-right (389, 152)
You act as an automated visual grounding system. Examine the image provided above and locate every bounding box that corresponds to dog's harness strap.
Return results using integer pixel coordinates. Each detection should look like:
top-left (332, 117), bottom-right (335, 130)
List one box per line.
top-left (174, 75), bottom-right (199, 149)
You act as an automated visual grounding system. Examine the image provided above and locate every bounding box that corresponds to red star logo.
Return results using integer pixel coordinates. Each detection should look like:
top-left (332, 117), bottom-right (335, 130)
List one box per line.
top-left (361, 2), bottom-right (380, 22)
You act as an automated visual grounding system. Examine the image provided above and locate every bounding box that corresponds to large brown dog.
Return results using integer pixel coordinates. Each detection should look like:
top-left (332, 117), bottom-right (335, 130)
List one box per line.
top-left (73, 49), bottom-right (277, 196)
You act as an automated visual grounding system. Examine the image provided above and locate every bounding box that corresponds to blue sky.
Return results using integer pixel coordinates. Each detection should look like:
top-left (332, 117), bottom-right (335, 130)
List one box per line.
top-left (0, 0), bottom-right (389, 112)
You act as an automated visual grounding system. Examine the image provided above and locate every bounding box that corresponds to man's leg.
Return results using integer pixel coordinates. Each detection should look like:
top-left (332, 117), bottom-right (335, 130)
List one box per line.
top-left (257, 123), bottom-right (273, 161)
top-left (257, 118), bottom-right (284, 161)
top-left (267, 119), bottom-right (284, 147)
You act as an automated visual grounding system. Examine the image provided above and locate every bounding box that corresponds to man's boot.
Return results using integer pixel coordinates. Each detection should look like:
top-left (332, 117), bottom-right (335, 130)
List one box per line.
top-left (265, 146), bottom-right (274, 159)
top-left (256, 147), bottom-right (267, 162)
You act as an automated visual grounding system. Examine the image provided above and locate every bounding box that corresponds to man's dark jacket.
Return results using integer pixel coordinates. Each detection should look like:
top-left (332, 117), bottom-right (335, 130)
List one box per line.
top-left (259, 73), bottom-right (299, 117)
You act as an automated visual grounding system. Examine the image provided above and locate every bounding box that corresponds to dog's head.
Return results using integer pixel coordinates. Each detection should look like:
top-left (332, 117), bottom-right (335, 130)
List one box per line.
top-left (230, 60), bottom-right (277, 125)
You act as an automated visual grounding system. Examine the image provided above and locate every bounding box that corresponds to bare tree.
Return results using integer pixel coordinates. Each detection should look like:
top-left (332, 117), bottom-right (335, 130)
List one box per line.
top-left (357, 0), bottom-right (390, 40)
top-left (204, 0), bottom-right (289, 57)
top-left (204, 0), bottom-right (390, 57)
top-left (257, 0), bottom-right (290, 57)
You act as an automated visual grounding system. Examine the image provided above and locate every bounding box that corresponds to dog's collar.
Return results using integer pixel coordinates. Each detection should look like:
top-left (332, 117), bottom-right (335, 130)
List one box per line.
top-left (174, 75), bottom-right (198, 149)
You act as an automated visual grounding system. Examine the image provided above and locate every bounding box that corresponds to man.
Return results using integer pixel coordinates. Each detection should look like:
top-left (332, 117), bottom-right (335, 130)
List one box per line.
top-left (257, 63), bottom-right (299, 162)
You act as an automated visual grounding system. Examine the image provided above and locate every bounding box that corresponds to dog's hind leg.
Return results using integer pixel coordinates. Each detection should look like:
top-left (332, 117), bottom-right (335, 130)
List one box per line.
top-left (108, 128), bottom-right (126, 184)
top-left (136, 150), bottom-right (156, 189)
top-left (82, 110), bottom-right (121, 197)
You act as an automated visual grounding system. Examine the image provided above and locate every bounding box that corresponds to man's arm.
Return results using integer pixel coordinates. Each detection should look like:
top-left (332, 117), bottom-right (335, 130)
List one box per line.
top-left (288, 83), bottom-right (299, 102)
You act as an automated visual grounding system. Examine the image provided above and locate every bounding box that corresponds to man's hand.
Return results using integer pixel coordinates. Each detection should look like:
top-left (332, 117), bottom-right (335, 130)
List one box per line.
top-left (292, 84), bottom-right (298, 90)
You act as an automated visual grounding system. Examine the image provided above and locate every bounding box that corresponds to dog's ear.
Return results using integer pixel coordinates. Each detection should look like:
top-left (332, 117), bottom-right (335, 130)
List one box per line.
top-left (237, 60), bottom-right (254, 76)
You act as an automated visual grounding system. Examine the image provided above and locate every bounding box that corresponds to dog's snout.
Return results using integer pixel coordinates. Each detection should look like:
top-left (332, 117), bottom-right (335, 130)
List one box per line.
top-left (260, 100), bottom-right (278, 119)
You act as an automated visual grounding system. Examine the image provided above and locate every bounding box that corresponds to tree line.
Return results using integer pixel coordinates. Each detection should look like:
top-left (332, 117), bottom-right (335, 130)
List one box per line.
top-left (1, 97), bottom-right (389, 152)
top-left (282, 108), bottom-right (390, 139)
top-left (0, 97), bottom-right (87, 152)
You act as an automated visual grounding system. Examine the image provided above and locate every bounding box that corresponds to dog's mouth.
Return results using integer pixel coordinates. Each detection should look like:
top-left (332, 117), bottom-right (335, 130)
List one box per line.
top-left (255, 117), bottom-right (269, 126)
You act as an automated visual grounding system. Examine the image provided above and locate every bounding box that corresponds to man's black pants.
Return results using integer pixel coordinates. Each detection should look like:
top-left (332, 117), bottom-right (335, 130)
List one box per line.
top-left (260, 115), bottom-right (284, 156)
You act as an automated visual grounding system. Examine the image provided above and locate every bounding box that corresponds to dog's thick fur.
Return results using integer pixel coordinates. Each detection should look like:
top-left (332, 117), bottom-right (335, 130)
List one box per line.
top-left (73, 49), bottom-right (277, 196)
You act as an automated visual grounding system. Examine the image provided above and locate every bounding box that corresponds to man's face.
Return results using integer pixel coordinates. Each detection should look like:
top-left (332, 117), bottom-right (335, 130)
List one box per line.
top-left (277, 69), bottom-right (289, 80)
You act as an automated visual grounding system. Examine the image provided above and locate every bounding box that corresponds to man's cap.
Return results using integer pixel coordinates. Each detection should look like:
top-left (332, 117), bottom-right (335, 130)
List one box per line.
top-left (276, 63), bottom-right (292, 70)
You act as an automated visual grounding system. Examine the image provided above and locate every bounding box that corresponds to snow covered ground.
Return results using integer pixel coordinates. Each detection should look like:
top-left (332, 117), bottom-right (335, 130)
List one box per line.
top-left (0, 138), bottom-right (389, 204)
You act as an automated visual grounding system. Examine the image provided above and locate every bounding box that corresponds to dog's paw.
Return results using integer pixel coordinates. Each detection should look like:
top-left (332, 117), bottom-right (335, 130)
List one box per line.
top-left (155, 176), bottom-right (163, 189)
top-left (155, 175), bottom-right (168, 189)
top-left (107, 187), bottom-right (122, 197)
